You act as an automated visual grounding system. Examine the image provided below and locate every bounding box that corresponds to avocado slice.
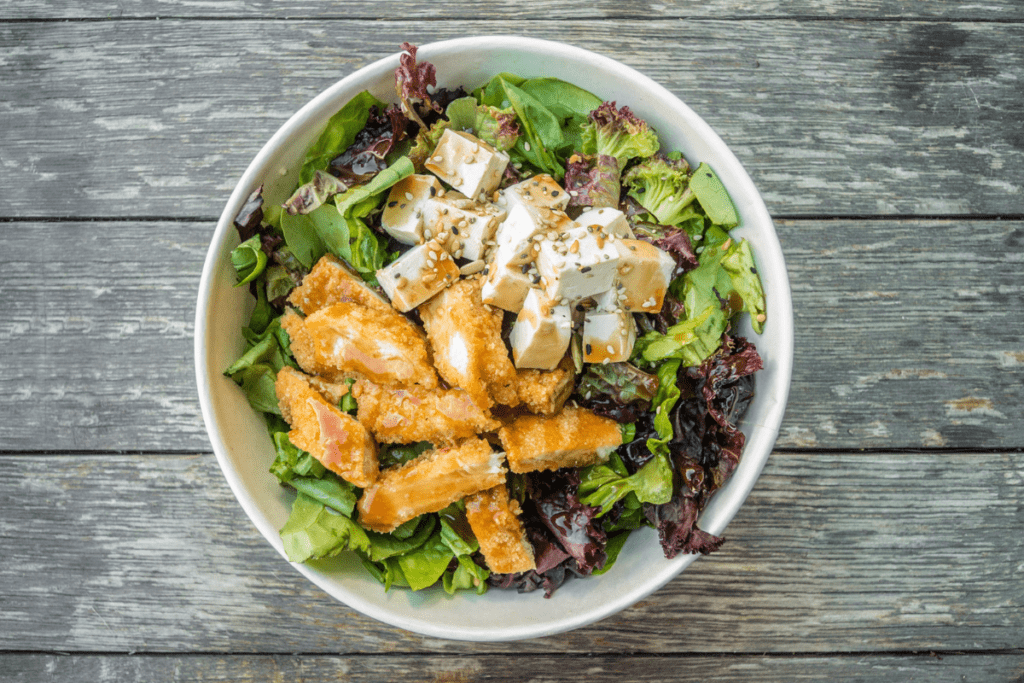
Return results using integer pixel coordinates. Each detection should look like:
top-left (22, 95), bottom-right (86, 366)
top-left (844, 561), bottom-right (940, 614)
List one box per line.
top-left (689, 162), bottom-right (738, 228)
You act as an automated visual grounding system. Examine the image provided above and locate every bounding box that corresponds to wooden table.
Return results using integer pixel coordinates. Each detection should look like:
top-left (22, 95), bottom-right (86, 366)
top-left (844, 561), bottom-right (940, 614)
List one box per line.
top-left (2, 3), bottom-right (1022, 681)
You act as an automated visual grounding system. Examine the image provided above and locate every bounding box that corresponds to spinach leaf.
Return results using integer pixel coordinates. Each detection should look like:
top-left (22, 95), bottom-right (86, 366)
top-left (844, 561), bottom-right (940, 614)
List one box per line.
top-left (301, 90), bottom-right (387, 184)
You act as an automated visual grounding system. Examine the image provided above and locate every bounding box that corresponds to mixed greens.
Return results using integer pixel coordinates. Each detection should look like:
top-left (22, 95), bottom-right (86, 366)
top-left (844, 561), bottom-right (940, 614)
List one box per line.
top-left (226, 43), bottom-right (765, 597)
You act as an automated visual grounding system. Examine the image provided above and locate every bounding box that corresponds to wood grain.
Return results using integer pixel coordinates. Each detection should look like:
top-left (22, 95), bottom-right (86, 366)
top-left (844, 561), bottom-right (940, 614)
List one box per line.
top-left (2, 219), bottom-right (1021, 452)
top-left (1, 451), bottom-right (1020, 653)
top-left (2, 653), bottom-right (1023, 682)
top-left (1, 20), bottom-right (1022, 218)
top-left (4, 0), bottom-right (1024, 20)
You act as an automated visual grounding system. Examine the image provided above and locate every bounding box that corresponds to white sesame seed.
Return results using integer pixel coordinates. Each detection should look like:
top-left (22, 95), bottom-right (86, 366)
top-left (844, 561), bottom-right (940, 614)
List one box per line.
top-left (404, 192), bottom-right (414, 201)
top-left (524, 141), bottom-right (532, 152)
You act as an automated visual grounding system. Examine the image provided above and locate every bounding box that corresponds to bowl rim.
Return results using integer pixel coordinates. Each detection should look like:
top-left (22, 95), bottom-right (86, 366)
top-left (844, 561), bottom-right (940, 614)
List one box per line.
top-left (195, 35), bottom-right (794, 641)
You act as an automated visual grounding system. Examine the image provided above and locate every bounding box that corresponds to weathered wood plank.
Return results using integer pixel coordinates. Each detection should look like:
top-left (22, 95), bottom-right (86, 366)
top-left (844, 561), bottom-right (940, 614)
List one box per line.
top-left (3, 653), bottom-right (1023, 683)
top-left (1, 219), bottom-right (1021, 452)
top-left (1, 20), bottom-right (1022, 218)
top-left (0, 451), bottom-right (1020, 653)
top-left (3, 0), bottom-right (1023, 20)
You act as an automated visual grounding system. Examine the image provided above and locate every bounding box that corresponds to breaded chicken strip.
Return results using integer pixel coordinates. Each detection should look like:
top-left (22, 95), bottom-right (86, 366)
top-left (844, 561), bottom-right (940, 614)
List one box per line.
top-left (281, 303), bottom-right (437, 389)
top-left (465, 483), bottom-right (536, 574)
top-left (352, 379), bottom-right (500, 447)
top-left (498, 405), bottom-right (622, 474)
top-left (357, 438), bottom-right (506, 532)
top-left (275, 367), bottom-right (378, 488)
top-left (418, 276), bottom-right (518, 409)
top-left (287, 254), bottom-right (391, 315)
top-left (513, 355), bottom-right (576, 416)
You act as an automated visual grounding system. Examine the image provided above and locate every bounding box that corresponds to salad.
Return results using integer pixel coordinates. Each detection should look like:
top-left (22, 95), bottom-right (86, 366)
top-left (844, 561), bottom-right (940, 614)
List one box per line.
top-left (225, 43), bottom-right (766, 597)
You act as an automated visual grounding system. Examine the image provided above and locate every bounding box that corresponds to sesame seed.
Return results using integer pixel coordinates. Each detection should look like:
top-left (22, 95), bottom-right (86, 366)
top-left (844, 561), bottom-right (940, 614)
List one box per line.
top-left (569, 190), bottom-right (579, 197)
top-left (580, 266), bottom-right (592, 273)
top-left (432, 155), bottom-right (443, 162)
top-left (423, 273), bottom-right (437, 284)
top-left (602, 358), bottom-right (610, 365)
top-left (524, 142), bottom-right (532, 152)
top-left (569, 240), bottom-right (580, 254)
top-left (424, 229), bottom-right (433, 239)
top-left (460, 260), bottom-right (486, 275)
top-left (585, 343), bottom-right (592, 355)
top-left (387, 200), bottom-right (398, 208)
top-left (404, 192), bottom-right (414, 201)
top-left (606, 344), bottom-right (615, 354)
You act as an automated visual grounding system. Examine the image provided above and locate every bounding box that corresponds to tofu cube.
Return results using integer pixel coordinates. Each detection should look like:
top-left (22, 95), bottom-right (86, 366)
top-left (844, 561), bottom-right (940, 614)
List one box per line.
top-left (497, 174), bottom-right (570, 212)
top-left (481, 244), bottom-right (533, 313)
top-left (536, 227), bottom-right (620, 303)
top-left (613, 239), bottom-right (677, 312)
top-left (380, 174), bottom-right (444, 245)
top-left (424, 129), bottom-right (509, 201)
top-left (421, 193), bottom-right (506, 262)
top-left (376, 239), bottom-right (460, 312)
top-left (498, 405), bottom-right (622, 474)
top-left (509, 288), bottom-right (572, 370)
top-left (582, 295), bottom-right (636, 364)
top-left (576, 206), bottom-right (634, 239)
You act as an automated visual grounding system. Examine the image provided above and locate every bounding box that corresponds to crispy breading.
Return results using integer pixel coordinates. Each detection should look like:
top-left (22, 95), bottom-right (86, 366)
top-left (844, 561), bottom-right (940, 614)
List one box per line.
top-left (352, 379), bottom-right (500, 447)
top-left (357, 438), bottom-right (506, 532)
top-left (305, 374), bottom-right (352, 407)
top-left (512, 355), bottom-right (576, 415)
top-left (287, 254), bottom-right (391, 315)
top-left (464, 484), bottom-right (536, 574)
top-left (498, 405), bottom-right (622, 474)
top-left (281, 303), bottom-right (438, 389)
top-left (418, 276), bottom-right (518, 409)
top-left (274, 366), bottom-right (378, 487)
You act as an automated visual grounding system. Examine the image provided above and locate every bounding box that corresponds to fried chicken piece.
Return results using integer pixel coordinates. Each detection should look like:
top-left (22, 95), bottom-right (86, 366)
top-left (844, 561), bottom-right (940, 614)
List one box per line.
top-left (352, 379), bottom-right (500, 447)
top-left (418, 276), bottom-right (518, 409)
top-left (498, 405), bottom-right (622, 474)
top-left (281, 303), bottom-right (437, 389)
top-left (274, 366), bottom-right (378, 487)
top-left (464, 483), bottom-right (536, 574)
top-left (287, 253), bottom-right (391, 315)
top-left (357, 438), bottom-right (506, 532)
top-left (513, 355), bottom-right (576, 415)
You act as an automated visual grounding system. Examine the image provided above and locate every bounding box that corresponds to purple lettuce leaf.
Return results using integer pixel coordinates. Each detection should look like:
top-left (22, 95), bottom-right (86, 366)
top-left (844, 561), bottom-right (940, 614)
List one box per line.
top-left (564, 153), bottom-right (620, 209)
top-left (395, 42), bottom-right (441, 128)
top-left (575, 362), bottom-right (660, 423)
top-left (632, 222), bottom-right (699, 273)
top-left (233, 186), bottom-right (264, 242)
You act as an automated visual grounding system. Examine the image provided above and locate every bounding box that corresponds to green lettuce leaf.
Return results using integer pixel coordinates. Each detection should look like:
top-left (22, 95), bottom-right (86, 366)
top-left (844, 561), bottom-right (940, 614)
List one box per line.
top-left (363, 515), bottom-right (437, 563)
top-left (290, 474), bottom-right (357, 517)
top-left (396, 529), bottom-right (456, 591)
top-left (442, 555), bottom-right (490, 595)
top-left (280, 492), bottom-right (369, 563)
top-left (445, 96), bottom-right (519, 151)
top-left (269, 431), bottom-right (326, 483)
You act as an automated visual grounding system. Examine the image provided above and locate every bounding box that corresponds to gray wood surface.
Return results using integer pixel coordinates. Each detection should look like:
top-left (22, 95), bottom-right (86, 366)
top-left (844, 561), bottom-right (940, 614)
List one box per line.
top-left (2, 8), bottom-right (1023, 682)
top-left (1, 451), bottom-right (1021, 653)
top-left (3, 653), bottom-right (1023, 682)
top-left (2, 219), bottom-right (1021, 451)
top-left (2, 21), bottom-right (1023, 218)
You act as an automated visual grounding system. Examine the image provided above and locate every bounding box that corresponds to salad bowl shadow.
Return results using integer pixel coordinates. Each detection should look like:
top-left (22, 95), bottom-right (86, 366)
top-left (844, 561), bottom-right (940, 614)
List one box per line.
top-left (195, 36), bottom-right (794, 642)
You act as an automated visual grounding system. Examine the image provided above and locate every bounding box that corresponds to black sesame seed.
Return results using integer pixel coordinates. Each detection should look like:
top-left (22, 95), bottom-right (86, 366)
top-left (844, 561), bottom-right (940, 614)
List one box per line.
top-left (388, 201), bottom-right (398, 208)
top-left (429, 186), bottom-right (437, 196)
top-left (750, 266), bottom-right (758, 274)
top-left (400, 203), bottom-right (407, 209)
top-left (393, 272), bottom-right (401, 280)
top-left (520, 264), bottom-right (530, 274)
top-left (585, 344), bottom-right (592, 354)
top-left (580, 266), bottom-right (592, 273)
top-left (452, 227), bottom-right (460, 235)
top-left (551, 190), bottom-right (559, 197)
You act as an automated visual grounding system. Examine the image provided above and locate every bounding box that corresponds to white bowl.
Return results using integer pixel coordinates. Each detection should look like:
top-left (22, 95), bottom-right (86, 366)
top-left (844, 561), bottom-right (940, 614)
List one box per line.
top-left (195, 36), bottom-right (794, 642)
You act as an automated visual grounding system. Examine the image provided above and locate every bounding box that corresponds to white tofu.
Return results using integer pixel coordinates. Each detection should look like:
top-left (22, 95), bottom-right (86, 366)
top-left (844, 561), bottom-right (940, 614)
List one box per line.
top-left (380, 174), bottom-right (444, 245)
top-left (497, 174), bottom-right (570, 212)
top-left (536, 227), bottom-right (621, 303)
top-left (510, 289), bottom-right (572, 370)
top-left (582, 295), bottom-right (636, 364)
top-left (424, 129), bottom-right (509, 201)
top-left (421, 193), bottom-right (506, 262)
top-left (481, 242), bottom-right (533, 313)
top-left (576, 207), bottom-right (634, 239)
top-left (612, 239), bottom-right (677, 312)
top-left (376, 239), bottom-right (460, 312)
top-left (492, 203), bottom-right (556, 266)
